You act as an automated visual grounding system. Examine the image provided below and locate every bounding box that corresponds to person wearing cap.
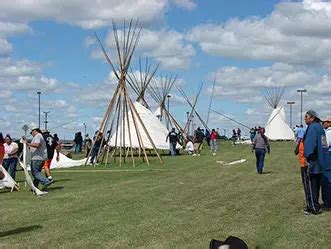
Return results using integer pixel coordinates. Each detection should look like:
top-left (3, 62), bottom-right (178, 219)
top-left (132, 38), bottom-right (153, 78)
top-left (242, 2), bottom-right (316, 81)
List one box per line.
top-left (25, 128), bottom-right (54, 190)
top-left (321, 117), bottom-right (331, 207)
top-left (302, 110), bottom-right (329, 215)
top-left (166, 127), bottom-right (178, 156)
top-left (42, 130), bottom-right (60, 181)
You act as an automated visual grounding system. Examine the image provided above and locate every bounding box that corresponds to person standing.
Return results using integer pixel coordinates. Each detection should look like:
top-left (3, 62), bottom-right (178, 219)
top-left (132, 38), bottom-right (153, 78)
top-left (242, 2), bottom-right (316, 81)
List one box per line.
top-left (252, 127), bottom-right (270, 174)
top-left (43, 131), bottom-right (60, 181)
top-left (321, 117), bottom-right (331, 208)
top-left (302, 110), bottom-right (328, 215)
top-left (90, 131), bottom-right (103, 164)
top-left (249, 128), bottom-right (256, 142)
top-left (0, 133), bottom-right (4, 165)
top-left (193, 127), bottom-right (204, 156)
top-left (2, 134), bottom-right (19, 180)
top-left (25, 128), bottom-right (53, 190)
top-left (166, 128), bottom-right (178, 156)
top-left (237, 128), bottom-right (242, 140)
top-left (295, 125), bottom-right (305, 145)
top-left (205, 129), bottom-right (211, 147)
top-left (231, 129), bottom-right (237, 146)
top-left (210, 129), bottom-right (218, 156)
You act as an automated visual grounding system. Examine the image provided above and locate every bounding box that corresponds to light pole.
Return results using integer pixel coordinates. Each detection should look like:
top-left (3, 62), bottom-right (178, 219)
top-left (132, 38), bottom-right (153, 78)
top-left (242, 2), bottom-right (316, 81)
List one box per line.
top-left (37, 91), bottom-right (41, 128)
top-left (287, 101), bottom-right (295, 128)
top-left (186, 112), bottom-right (189, 135)
top-left (167, 95), bottom-right (171, 130)
top-left (83, 123), bottom-right (87, 137)
top-left (297, 89), bottom-right (307, 126)
top-left (43, 111), bottom-right (50, 131)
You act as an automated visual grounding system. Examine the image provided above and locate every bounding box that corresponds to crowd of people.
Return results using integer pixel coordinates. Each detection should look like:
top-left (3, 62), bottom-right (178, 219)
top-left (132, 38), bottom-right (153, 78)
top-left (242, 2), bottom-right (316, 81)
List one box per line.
top-left (0, 128), bottom-right (60, 191)
top-left (1, 109), bottom-right (330, 217)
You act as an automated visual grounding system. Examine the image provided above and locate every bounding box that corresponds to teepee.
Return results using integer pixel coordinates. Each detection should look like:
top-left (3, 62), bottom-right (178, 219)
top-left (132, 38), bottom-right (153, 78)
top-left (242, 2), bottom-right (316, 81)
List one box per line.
top-left (87, 20), bottom-right (163, 167)
top-left (177, 83), bottom-right (210, 133)
top-left (262, 86), bottom-right (294, 140)
top-left (109, 57), bottom-right (179, 151)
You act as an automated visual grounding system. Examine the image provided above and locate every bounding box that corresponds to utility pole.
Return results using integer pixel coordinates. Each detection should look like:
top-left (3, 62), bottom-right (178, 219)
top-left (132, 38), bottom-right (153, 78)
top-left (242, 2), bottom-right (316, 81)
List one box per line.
top-left (83, 123), bottom-right (87, 137)
top-left (287, 101), bottom-right (295, 128)
top-left (37, 91), bottom-right (41, 128)
top-left (167, 95), bottom-right (171, 130)
top-left (297, 89), bottom-right (307, 126)
top-left (43, 111), bottom-right (50, 131)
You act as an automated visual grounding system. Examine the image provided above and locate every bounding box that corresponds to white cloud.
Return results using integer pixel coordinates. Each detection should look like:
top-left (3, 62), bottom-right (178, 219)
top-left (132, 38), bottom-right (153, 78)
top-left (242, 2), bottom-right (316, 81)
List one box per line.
top-left (0, 0), bottom-right (168, 29)
top-left (102, 28), bottom-right (195, 70)
top-left (187, 2), bottom-right (331, 67)
top-left (0, 38), bottom-right (12, 55)
top-left (172, 0), bottom-right (197, 10)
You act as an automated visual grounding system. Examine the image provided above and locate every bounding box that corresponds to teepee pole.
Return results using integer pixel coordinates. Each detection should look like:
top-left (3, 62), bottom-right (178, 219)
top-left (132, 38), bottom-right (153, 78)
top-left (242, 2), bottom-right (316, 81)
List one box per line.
top-left (127, 96), bottom-right (163, 164)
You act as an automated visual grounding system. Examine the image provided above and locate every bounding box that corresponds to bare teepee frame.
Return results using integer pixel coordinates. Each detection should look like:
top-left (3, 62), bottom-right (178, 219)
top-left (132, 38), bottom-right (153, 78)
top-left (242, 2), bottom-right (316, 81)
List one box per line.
top-left (126, 57), bottom-right (160, 109)
top-left (148, 74), bottom-right (184, 133)
top-left (178, 83), bottom-right (210, 132)
top-left (85, 20), bottom-right (163, 167)
top-left (262, 85), bottom-right (285, 109)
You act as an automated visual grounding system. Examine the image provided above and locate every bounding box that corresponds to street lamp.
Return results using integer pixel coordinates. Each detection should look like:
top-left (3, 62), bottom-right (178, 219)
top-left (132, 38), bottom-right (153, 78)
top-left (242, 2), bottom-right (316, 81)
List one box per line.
top-left (83, 123), bottom-right (87, 137)
top-left (286, 101), bottom-right (295, 128)
top-left (167, 95), bottom-right (171, 130)
top-left (37, 91), bottom-right (41, 128)
top-left (297, 89), bottom-right (307, 126)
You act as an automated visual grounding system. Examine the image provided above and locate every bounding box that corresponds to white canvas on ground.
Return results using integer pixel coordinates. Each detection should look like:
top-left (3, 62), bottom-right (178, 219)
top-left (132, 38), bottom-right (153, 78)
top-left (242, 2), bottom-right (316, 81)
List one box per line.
top-left (50, 153), bottom-right (87, 169)
top-left (0, 165), bottom-right (18, 191)
top-left (265, 106), bottom-right (295, 140)
top-left (109, 102), bottom-right (181, 150)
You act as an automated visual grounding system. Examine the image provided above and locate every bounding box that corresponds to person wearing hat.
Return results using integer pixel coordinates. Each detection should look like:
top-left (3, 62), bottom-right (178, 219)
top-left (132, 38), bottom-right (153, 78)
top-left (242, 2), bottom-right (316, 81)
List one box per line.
top-left (302, 110), bottom-right (329, 215)
top-left (24, 128), bottom-right (54, 190)
top-left (321, 117), bottom-right (331, 207)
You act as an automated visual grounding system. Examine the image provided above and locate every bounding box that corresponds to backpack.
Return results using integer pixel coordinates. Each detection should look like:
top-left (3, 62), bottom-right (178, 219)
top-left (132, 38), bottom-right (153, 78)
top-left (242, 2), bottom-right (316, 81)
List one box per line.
top-left (209, 236), bottom-right (248, 249)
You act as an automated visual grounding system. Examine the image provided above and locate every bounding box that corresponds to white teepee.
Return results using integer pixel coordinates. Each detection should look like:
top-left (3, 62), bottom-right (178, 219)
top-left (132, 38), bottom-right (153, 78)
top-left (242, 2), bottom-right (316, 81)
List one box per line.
top-left (263, 86), bottom-right (294, 140)
top-left (109, 101), bottom-right (179, 150)
top-left (265, 106), bottom-right (294, 140)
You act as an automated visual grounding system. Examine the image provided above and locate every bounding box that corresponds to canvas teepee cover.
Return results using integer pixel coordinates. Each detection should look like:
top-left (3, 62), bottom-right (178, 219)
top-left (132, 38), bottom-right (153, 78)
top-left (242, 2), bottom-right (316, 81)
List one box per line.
top-left (262, 86), bottom-right (294, 140)
top-left (109, 102), bottom-right (176, 150)
top-left (265, 106), bottom-right (294, 140)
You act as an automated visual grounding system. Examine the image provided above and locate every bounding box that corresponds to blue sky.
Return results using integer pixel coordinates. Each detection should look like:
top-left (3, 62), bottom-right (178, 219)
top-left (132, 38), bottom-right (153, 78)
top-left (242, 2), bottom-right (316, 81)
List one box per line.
top-left (0, 0), bottom-right (330, 139)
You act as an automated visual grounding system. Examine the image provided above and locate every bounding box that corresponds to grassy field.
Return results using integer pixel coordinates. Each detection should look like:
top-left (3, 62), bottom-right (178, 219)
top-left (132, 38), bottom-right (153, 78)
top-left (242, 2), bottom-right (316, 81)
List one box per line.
top-left (1, 141), bottom-right (331, 248)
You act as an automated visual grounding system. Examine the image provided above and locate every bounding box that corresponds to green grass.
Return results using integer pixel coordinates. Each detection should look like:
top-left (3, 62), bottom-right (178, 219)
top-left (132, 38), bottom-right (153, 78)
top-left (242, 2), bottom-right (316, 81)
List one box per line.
top-left (1, 141), bottom-right (331, 248)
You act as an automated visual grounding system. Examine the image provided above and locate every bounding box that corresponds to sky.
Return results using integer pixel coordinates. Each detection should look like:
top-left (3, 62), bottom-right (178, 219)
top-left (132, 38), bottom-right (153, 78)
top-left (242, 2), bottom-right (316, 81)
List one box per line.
top-left (0, 0), bottom-right (330, 139)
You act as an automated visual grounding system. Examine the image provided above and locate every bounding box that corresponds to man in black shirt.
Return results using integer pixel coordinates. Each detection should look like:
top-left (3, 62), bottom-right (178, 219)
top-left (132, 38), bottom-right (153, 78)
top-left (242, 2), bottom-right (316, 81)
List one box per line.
top-left (166, 128), bottom-right (178, 156)
top-left (43, 131), bottom-right (60, 180)
top-left (193, 127), bottom-right (204, 156)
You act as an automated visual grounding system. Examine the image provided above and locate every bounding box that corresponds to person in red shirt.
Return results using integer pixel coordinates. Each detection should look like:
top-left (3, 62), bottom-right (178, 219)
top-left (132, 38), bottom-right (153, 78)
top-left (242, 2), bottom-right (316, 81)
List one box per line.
top-left (210, 129), bottom-right (218, 156)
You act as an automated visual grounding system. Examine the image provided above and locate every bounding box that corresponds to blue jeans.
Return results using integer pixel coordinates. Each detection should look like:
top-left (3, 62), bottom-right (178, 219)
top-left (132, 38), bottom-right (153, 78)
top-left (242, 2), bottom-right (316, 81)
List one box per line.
top-left (169, 143), bottom-right (176, 156)
top-left (2, 157), bottom-right (18, 180)
top-left (90, 146), bottom-right (100, 163)
top-left (75, 144), bottom-right (81, 153)
top-left (31, 160), bottom-right (50, 187)
top-left (255, 148), bottom-right (266, 174)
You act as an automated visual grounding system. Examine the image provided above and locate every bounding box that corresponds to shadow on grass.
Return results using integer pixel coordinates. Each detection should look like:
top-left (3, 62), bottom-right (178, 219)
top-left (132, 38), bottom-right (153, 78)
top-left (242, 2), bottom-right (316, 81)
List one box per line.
top-left (54, 178), bottom-right (71, 183)
top-left (47, 186), bottom-right (64, 192)
top-left (0, 225), bottom-right (42, 238)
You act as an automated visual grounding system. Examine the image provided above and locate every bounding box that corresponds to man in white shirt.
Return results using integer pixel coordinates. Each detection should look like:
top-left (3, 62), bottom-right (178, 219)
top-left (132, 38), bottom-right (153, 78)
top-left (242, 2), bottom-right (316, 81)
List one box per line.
top-left (3, 134), bottom-right (18, 179)
top-left (184, 139), bottom-right (194, 155)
